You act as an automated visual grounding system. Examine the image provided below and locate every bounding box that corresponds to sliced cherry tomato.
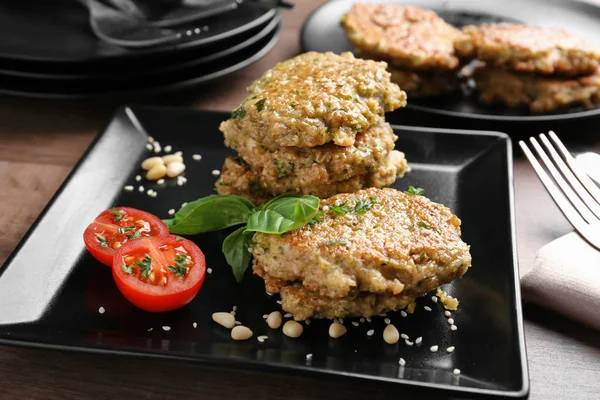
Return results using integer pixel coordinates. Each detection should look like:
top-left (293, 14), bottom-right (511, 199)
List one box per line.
top-left (112, 235), bottom-right (206, 312)
top-left (83, 207), bottom-right (169, 266)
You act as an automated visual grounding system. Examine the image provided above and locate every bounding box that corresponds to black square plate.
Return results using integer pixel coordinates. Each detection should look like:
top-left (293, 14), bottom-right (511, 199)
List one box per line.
top-left (0, 106), bottom-right (528, 399)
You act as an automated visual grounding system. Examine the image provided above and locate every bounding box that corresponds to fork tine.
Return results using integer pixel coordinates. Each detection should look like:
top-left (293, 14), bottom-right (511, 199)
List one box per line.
top-left (539, 133), bottom-right (600, 220)
top-left (529, 137), bottom-right (599, 224)
top-left (549, 131), bottom-right (600, 205)
top-left (519, 141), bottom-right (590, 233)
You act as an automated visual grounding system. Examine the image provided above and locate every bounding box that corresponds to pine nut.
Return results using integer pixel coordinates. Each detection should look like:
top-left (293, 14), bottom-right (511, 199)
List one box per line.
top-left (162, 154), bottom-right (183, 165)
top-left (166, 161), bottom-right (186, 178)
top-left (212, 312), bottom-right (235, 329)
top-left (383, 324), bottom-right (399, 344)
top-left (146, 164), bottom-right (167, 181)
top-left (282, 320), bottom-right (303, 338)
top-left (231, 326), bottom-right (253, 341)
top-left (141, 157), bottom-right (164, 170)
top-left (328, 322), bottom-right (347, 338)
top-left (266, 311), bottom-right (282, 329)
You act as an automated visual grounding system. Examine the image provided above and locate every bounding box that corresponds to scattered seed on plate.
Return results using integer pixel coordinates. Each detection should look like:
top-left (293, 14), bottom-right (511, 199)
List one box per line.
top-left (399, 358), bottom-right (406, 366)
top-left (415, 336), bottom-right (423, 345)
top-left (257, 335), bottom-right (268, 343)
top-left (366, 329), bottom-right (375, 337)
top-left (98, 306), bottom-right (105, 314)
top-left (154, 146), bottom-right (162, 154)
top-left (276, 300), bottom-right (282, 304)
top-left (207, 268), bottom-right (212, 274)
top-left (305, 319), bottom-right (311, 325)
top-left (175, 151), bottom-right (182, 156)
top-left (138, 186), bottom-right (145, 192)
top-left (329, 322), bottom-right (347, 338)
top-left (384, 318), bottom-right (391, 325)
top-left (451, 325), bottom-right (458, 331)
top-left (235, 321), bottom-right (242, 326)
top-left (135, 175), bottom-right (142, 182)
top-left (447, 346), bottom-right (455, 353)
top-left (212, 312), bottom-right (235, 329)
top-left (164, 145), bottom-right (172, 153)
top-left (263, 314), bottom-right (268, 319)
top-left (284, 313), bottom-right (292, 318)
top-left (453, 368), bottom-right (461, 375)
top-left (157, 179), bottom-right (165, 185)
top-left (400, 333), bottom-right (409, 340)
top-left (181, 202), bottom-right (187, 208)
top-left (401, 311), bottom-right (407, 317)
top-left (168, 209), bottom-right (175, 215)
top-left (148, 136), bottom-right (155, 143)
top-left (150, 192), bottom-right (157, 197)
top-left (448, 318), bottom-right (455, 325)
top-left (231, 326), bottom-right (253, 341)
top-left (360, 317), bottom-right (365, 323)
top-left (147, 189), bottom-right (154, 196)
top-left (192, 154), bottom-right (202, 161)
top-left (383, 325), bottom-right (399, 344)
top-left (405, 340), bottom-right (414, 346)
top-left (192, 322), bottom-right (197, 328)
top-left (147, 328), bottom-right (153, 332)
top-left (145, 143), bottom-right (153, 150)
top-left (124, 185), bottom-right (134, 191)
top-left (162, 326), bottom-right (171, 331)
top-left (366, 317), bottom-right (372, 322)
top-left (378, 313), bottom-right (387, 317)
top-left (432, 296), bottom-right (438, 303)
top-left (306, 353), bottom-right (313, 360)
top-left (230, 310), bottom-right (236, 316)
top-left (424, 306), bottom-right (432, 312)
top-left (445, 311), bottom-right (452, 317)
top-left (430, 345), bottom-right (439, 352)
top-left (212, 169), bottom-right (221, 176)
top-left (352, 321), bottom-right (360, 327)
top-left (232, 305), bottom-right (237, 311)
top-left (266, 311), bottom-right (282, 329)
top-left (282, 321), bottom-right (303, 338)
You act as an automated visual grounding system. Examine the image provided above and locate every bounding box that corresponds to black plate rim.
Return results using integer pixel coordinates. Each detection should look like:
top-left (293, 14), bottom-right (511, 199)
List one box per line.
top-left (0, 8), bottom-right (277, 64)
top-left (299, 0), bottom-right (600, 123)
top-left (0, 12), bottom-right (280, 81)
top-left (0, 26), bottom-right (280, 100)
top-left (0, 105), bottom-right (529, 398)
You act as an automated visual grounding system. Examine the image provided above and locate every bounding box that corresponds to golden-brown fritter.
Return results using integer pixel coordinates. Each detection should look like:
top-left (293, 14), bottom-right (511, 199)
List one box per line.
top-left (341, 3), bottom-right (466, 71)
top-left (224, 52), bottom-right (406, 150)
top-left (216, 151), bottom-right (408, 204)
top-left (472, 65), bottom-right (600, 113)
top-left (250, 188), bottom-right (472, 320)
top-left (389, 66), bottom-right (462, 97)
top-left (455, 23), bottom-right (600, 76)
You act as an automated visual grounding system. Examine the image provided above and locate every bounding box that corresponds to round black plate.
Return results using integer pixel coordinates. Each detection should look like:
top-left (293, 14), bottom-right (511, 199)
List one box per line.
top-left (0, 0), bottom-right (276, 63)
top-left (0, 12), bottom-right (280, 80)
top-left (301, 0), bottom-right (600, 122)
top-left (0, 25), bottom-right (280, 99)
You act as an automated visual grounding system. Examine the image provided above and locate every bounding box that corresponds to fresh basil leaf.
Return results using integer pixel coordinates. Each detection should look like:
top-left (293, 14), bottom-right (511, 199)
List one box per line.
top-left (222, 226), bottom-right (252, 283)
top-left (164, 195), bottom-right (255, 235)
top-left (245, 209), bottom-right (295, 234)
top-left (248, 194), bottom-right (319, 233)
top-left (404, 186), bottom-right (425, 196)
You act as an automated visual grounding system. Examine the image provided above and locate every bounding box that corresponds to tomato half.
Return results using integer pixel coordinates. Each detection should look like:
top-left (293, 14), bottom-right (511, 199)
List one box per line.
top-left (83, 207), bottom-right (169, 266)
top-left (112, 235), bottom-right (206, 312)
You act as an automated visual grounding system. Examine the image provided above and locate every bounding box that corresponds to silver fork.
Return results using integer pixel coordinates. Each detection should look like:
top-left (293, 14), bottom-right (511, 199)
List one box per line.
top-left (519, 131), bottom-right (600, 250)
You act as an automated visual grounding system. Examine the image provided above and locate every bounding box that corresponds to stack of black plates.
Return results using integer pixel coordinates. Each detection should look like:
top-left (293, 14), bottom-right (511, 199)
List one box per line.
top-left (0, 0), bottom-right (281, 99)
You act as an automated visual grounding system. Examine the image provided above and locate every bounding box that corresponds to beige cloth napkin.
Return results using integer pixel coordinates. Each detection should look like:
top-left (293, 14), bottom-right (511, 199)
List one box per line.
top-left (521, 232), bottom-right (600, 331)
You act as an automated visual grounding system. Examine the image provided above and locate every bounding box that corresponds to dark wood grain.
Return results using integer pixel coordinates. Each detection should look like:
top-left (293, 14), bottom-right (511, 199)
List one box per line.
top-left (0, 1), bottom-right (599, 399)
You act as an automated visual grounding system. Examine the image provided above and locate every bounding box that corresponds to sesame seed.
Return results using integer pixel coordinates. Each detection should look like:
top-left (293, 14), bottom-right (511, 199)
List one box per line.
top-left (175, 151), bottom-right (182, 156)
top-left (98, 306), bottom-right (105, 314)
top-left (276, 300), bottom-right (282, 305)
top-left (157, 179), bottom-right (165, 185)
top-left (154, 147), bottom-right (161, 154)
top-left (147, 189), bottom-right (154, 196)
top-left (451, 325), bottom-right (458, 331)
top-left (352, 321), bottom-right (359, 327)
top-left (445, 311), bottom-right (451, 317)
top-left (339, 318), bottom-right (344, 324)
top-left (367, 329), bottom-right (375, 336)
top-left (384, 318), bottom-right (391, 325)
top-left (258, 335), bottom-right (268, 341)
top-left (162, 326), bottom-right (171, 331)
top-left (138, 186), bottom-right (145, 192)
top-left (430, 345), bottom-right (439, 352)
top-left (212, 169), bottom-right (220, 176)
top-left (453, 368), bottom-right (461, 375)
top-left (148, 137), bottom-right (155, 143)
top-left (192, 154), bottom-right (202, 161)
top-left (263, 314), bottom-right (268, 319)
top-left (399, 358), bottom-right (406, 366)
top-left (177, 180), bottom-right (184, 186)
top-left (135, 175), bottom-right (142, 182)
top-left (401, 311), bottom-right (407, 317)
top-left (405, 340), bottom-right (413, 346)
top-left (323, 206), bottom-right (330, 211)
top-left (124, 185), bottom-right (134, 191)
top-left (194, 28), bottom-right (200, 34)
top-left (431, 296), bottom-right (438, 303)
top-left (378, 313), bottom-right (387, 317)
top-left (150, 192), bottom-right (157, 198)
top-left (366, 317), bottom-right (372, 322)
top-left (257, 337), bottom-right (265, 343)
top-left (266, 291), bottom-right (272, 296)
top-left (203, 25), bottom-right (209, 31)
top-left (207, 268), bottom-right (212, 274)
top-left (193, 322), bottom-right (197, 328)
top-left (305, 319), bottom-right (311, 325)
top-left (284, 313), bottom-right (292, 318)
top-left (360, 317), bottom-right (365, 323)
top-left (168, 209), bottom-right (175, 215)
top-left (181, 202), bottom-right (188, 208)
top-left (164, 145), bottom-right (172, 153)
top-left (178, 176), bottom-right (187, 183)
top-left (424, 306), bottom-right (432, 311)
top-left (306, 353), bottom-right (313, 360)
top-left (235, 321), bottom-right (242, 325)
top-left (447, 346), bottom-right (455, 353)
top-left (415, 336), bottom-right (422, 345)
top-left (230, 311), bottom-right (236, 316)
top-left (145, 143), bottom-right (153, 150)
top-left (232, 306), bottom-right (238, 311)
top-left (147, 328), bottom-right (153, 332)
top-left (400, 333), bottom-right (409, 340)
top-left (448, 318), bottom-right (455, 325)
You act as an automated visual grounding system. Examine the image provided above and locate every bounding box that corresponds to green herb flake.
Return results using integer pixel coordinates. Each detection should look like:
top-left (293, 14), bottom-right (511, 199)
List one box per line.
top-left (308, 210), bottom-right (324, 225)
top-left (255, 98), bottom-right (267, 112)
top-left (95, 234), bottom-right (108, 248)
top-left (117, 226), bottom-right (136, 234)
top-left (419, 251), bottom-right (426, 263)
top-left (404, 186), bottom-right (425, 196)
top-left (323, 239), bottom-right (348, 246)
top-left (135, 254), bottom-right (153, 278)
top-left (109, 208), bottom-right (124, 222)
top-left (175, 236), bottom-right (184, 242)
top-left (168, 255), bottom-right (189, 277)
top-left (329, 201), bottom-right (352, 215)
top-left (231, 106), bottom-right (246, 119)
top-left (121, 265), bottom-right (134, 274)
top-left (126, 230), bottom-right (141, 240)
top-left (417, 221), bottom-right (429, 229)
top-left (354, 197), bottom-right (376, 213)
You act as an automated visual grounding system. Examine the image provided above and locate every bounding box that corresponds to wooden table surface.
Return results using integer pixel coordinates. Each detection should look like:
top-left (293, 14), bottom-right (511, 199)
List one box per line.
top-left (1, 1), bottom-right (599, 399)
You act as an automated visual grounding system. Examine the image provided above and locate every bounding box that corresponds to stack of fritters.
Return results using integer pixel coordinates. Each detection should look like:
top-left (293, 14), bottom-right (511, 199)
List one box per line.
top-left (216, 51), bottom-right (408, 204)
top-left (456, 23), bottom-right (600, 112)
top-left (250, 188), bottom-right (472, 320)
top-left (341, 3), bottom-right (466, 97)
